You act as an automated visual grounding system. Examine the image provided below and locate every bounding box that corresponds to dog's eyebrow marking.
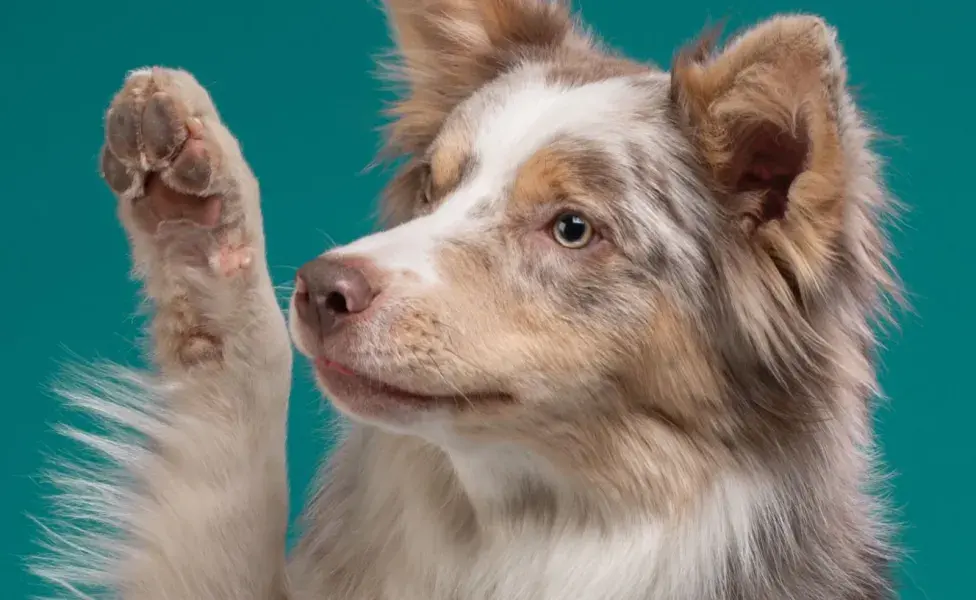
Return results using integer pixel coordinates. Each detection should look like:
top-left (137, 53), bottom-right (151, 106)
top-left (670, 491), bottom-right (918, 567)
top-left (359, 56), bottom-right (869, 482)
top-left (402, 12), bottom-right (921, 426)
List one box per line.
top-left (428, 126), bottom-right (476, 202)
top-left (512, 137), bottom-right (625, 210)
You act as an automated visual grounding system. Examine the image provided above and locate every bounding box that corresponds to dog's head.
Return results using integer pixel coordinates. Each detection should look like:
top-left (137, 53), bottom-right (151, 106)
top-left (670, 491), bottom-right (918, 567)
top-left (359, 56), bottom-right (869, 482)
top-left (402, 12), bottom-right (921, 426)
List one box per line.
top-left (290, 1), bottom-right (896, 509)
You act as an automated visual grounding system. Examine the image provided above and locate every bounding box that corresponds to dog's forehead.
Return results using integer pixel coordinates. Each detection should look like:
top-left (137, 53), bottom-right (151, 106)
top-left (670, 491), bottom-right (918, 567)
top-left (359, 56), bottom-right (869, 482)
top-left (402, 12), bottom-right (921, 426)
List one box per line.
top-left (419, 74), bottom-right (643, 244)
top-left (439, 66), bottom-right (668, 208)
top-left (335, 68), bottom-right (676, 285)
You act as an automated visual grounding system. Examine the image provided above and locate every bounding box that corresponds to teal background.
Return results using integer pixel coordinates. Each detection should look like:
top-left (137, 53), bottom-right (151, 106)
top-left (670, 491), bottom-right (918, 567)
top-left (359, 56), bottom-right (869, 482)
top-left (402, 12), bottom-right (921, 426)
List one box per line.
top-left (1, 0), bottom-right (971, 598)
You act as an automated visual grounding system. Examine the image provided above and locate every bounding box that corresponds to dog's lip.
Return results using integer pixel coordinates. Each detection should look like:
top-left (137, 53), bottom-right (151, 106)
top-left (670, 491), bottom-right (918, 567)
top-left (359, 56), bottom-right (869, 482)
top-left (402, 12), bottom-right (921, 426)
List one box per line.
top-left (315, 357), bottom-right (358, 378)
top-left (313, 356), bottom-right (512, 406)
top-left (314, 357), bottom-right (432, 402)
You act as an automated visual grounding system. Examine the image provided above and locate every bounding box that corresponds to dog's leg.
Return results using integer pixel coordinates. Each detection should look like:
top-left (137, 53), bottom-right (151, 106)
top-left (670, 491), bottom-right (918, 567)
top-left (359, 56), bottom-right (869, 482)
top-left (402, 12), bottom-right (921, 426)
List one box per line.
top-left (38, 68), bottom-right (293, 599)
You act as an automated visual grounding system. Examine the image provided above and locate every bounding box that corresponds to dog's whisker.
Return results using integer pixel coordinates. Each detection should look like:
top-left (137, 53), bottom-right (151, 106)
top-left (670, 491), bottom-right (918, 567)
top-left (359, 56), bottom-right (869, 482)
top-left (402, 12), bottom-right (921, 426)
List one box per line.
top-left (429, 357), bottom-right (476, 411)
top-left (314, 230), bottom-right (340, 250)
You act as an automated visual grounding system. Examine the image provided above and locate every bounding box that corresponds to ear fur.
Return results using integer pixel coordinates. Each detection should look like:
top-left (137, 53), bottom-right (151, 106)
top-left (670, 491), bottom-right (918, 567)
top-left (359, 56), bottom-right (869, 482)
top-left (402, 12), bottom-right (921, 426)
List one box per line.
top-left (671, 15), bottom-right (855, 296)
top-left (379, 0), bottom-right (590, 154)
top-left (672, 15), bottom-right (848, 228)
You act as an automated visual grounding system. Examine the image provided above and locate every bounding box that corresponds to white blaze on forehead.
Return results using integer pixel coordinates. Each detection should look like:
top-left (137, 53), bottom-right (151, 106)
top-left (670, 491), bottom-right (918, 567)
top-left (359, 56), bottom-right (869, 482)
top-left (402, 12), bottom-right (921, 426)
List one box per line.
top-left (473, 70), bottom-right (641, 176)
top-left (333, 67), bottom-right (649, 284)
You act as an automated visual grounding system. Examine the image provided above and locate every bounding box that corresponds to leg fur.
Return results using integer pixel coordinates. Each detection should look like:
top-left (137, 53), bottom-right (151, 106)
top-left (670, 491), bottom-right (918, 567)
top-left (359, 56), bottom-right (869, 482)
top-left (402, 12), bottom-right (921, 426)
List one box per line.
top-left (32, 67), bottom-right (293, 599)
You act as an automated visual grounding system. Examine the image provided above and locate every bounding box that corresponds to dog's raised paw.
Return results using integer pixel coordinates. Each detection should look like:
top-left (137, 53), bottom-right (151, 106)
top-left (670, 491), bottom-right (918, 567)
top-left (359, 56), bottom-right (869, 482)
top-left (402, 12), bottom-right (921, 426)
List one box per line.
top-left (100, 67), bottom-right (236, 236)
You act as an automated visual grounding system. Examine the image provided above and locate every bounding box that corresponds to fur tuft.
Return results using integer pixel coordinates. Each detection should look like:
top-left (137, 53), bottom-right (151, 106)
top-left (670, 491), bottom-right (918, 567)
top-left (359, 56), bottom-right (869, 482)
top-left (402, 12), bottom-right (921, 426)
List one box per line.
top-left (29, 363), bottom-right (170, 599)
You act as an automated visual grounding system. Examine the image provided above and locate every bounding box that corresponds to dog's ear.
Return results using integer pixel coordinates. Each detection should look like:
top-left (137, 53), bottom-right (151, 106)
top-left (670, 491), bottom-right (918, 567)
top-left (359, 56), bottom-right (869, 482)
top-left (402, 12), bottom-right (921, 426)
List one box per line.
top-left (671, 16), bottom-right (854, 285)
top-left (380, 0), bottom-right (589, 154)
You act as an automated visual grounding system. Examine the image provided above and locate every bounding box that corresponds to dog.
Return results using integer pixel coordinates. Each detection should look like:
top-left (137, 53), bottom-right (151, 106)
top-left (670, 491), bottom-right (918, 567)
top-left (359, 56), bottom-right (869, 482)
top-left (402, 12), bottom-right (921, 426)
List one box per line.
top-left (32, 1), bottom-right (901, 598)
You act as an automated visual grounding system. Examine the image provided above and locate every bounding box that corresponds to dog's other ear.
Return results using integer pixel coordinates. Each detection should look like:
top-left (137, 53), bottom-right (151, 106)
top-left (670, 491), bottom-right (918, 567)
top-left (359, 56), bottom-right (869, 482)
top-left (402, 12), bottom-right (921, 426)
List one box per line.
top-left (671, 16), bottom-right (855, 288)
top-left (380, 0), bottom-right (589, 154)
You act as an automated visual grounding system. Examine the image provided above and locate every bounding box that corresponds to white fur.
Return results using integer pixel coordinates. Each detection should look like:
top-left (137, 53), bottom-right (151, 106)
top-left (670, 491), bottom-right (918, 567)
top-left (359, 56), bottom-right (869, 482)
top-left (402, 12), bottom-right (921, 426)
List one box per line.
top-left (497, 478), bottom-right (769, 600)
top-left (385, 462), bottom-right (774, 600)
top-left (361, 415), bottom-right (775, 600)
top-left (30, 365), bottom-right (165, 599)
top-left (333, 68), bottom-right (655, 285)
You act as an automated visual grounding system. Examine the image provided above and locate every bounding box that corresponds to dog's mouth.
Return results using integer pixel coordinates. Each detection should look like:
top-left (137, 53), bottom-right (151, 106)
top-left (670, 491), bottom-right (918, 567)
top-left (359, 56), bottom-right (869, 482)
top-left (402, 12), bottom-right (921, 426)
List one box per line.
top-left (315, 357), bottom-right (440, 405)
top-left (313, 357), bottom-right (511, 416)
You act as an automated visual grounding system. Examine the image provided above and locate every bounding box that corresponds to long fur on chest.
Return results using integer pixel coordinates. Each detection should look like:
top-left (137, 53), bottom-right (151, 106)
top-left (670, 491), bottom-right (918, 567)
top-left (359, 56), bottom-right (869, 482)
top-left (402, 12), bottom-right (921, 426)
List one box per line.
top-left (286, 425), bottom-right (891, 600)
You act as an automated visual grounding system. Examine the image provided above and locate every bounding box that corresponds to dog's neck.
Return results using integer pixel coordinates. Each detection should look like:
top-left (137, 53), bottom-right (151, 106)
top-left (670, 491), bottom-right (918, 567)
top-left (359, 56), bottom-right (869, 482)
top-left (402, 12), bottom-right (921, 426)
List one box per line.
top-left (322, 423), bottom-right (781, 599)
top-left (307, 397), bottom-right (886, 599)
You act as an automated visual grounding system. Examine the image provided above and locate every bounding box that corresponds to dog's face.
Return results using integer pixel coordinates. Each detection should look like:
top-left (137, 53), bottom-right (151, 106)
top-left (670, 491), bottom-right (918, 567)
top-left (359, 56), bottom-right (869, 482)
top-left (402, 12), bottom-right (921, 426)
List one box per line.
top-left (290, 1), bottom-right (893, 505)
top-left (294, 67), bottom-right (707, 416)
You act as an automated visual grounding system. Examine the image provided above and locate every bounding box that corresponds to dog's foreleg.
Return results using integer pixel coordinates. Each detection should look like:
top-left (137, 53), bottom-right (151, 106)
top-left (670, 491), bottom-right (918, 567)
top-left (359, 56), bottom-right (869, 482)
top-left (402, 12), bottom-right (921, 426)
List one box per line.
top-left (36, 67), bottom-right (293, 600)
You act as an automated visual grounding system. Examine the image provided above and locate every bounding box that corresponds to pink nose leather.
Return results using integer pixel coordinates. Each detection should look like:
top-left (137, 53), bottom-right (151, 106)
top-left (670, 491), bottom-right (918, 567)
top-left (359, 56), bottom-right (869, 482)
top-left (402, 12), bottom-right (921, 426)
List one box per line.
top-left (294, 257), bottom-right (375, 337)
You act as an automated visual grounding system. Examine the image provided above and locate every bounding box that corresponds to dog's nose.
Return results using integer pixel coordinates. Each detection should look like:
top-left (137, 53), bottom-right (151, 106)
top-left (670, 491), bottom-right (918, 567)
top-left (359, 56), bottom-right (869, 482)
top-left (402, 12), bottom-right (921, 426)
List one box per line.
top-left (294, 257), bottom-right (375, 337)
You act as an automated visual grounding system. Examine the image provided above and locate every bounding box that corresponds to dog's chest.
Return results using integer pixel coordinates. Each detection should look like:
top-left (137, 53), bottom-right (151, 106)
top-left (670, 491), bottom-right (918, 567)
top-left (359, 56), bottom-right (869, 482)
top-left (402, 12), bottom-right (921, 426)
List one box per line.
top-left (464, 530), bottom-right (664, 600)
top-left (384, 523), bottom-right (719, 600)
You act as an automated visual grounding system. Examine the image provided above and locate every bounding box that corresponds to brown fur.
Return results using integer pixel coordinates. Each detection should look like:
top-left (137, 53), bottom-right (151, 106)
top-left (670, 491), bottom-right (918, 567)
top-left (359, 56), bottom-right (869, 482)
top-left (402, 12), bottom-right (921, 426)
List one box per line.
top-left (427, 132), bottom-right (474, 202)
top-left (512, 139), bottom-right (626, 211)
top-left (380, 0), bottom-right (586, 154)
top-left (672, 17), bottom-right (856, 298)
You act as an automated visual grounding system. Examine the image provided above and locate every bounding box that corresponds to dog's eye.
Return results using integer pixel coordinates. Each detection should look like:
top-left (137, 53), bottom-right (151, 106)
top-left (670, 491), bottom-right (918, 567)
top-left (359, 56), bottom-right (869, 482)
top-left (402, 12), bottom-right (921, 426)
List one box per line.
top-left (552, 212), bottom-right (594, 249)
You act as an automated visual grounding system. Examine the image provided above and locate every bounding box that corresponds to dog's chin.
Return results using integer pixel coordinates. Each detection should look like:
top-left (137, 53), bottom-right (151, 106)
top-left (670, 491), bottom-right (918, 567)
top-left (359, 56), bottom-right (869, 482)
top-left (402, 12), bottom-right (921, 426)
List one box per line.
top-left (312, 358), bottom-right (511, 428)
